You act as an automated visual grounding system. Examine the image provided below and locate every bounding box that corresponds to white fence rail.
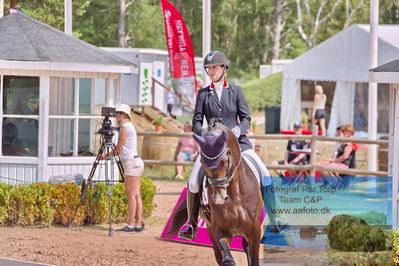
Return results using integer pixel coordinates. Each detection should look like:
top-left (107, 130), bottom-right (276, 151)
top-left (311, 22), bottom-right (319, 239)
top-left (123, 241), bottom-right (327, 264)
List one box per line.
top-left (138, 129), bottom-right (389, 177)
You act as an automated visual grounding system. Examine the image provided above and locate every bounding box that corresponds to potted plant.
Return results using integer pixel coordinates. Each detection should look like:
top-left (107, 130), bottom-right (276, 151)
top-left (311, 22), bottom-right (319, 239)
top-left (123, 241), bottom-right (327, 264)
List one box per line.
top-left (301, 112), bottom-right (308, 131)
top-left (154, 116), bottom-right (163, 132)
top-left (251, 120), bottom-right (259, 135)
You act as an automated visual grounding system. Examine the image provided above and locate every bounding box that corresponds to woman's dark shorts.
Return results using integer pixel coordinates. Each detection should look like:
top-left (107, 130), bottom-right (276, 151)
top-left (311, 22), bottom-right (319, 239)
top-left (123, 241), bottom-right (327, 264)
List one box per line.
top-left (315, 109), bottom-right (326, 119)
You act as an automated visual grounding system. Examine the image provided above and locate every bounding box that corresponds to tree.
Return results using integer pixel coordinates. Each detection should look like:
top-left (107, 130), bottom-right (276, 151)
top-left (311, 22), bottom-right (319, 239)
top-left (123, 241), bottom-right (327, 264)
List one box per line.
top-left (342, 0), bottom-right (366, 28)
top-left (74, 0), bottom-right (119, 47)
top-left (5, 0), bottom-right (399, 81)
top-left (14, 0), bottom-right (91, 34)
top-left (272, 0), bottom-right (283, 60)
top-left (380, 0), bottom-right (399, 24)
top-left (295, 0), bottom-right (342, 48)
top-left (118, 0), bottom-right (130, 47)
top-left (126, 0), bottom-right (166, 49)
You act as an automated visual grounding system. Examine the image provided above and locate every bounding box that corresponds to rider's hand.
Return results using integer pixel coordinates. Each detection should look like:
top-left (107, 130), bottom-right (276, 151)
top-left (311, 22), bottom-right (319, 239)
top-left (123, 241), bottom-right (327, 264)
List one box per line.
top-left (231, 126), bottom-right (241, 138)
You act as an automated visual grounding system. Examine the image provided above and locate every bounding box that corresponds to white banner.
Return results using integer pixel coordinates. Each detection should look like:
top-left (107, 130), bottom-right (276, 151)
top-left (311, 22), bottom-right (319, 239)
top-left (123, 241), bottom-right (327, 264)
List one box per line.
top-left (138, 62), bottom-right (153, 105)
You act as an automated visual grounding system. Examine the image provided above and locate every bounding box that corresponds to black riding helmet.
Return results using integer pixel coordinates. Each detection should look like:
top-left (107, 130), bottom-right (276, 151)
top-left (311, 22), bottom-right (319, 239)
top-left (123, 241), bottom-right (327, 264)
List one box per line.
top-left (203, 51), bottom-right (229, 82)
top-left (203, 51), bottom-right (229, 69)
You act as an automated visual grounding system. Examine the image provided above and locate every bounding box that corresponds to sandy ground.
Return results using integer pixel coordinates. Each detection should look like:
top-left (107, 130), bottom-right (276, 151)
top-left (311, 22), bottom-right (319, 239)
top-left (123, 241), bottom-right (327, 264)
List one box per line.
top-left (0, 180), bottom-right (331, 266)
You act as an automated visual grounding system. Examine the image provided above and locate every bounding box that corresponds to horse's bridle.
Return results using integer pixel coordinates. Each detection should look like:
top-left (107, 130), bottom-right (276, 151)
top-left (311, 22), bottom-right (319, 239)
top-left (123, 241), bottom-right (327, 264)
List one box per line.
top-left (201, 146), bottom-right (241, 189)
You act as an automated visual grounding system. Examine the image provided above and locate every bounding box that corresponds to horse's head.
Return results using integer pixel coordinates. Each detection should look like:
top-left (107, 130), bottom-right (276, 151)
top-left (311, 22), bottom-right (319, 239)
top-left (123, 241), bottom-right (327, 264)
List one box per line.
top-left (193, 120), bottom-right (241, 205)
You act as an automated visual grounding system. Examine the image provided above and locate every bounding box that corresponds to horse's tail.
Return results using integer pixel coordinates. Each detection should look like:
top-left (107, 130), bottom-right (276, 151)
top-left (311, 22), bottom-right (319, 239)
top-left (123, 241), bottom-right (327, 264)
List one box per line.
top-left (165, 197), bottom-right (188, 236)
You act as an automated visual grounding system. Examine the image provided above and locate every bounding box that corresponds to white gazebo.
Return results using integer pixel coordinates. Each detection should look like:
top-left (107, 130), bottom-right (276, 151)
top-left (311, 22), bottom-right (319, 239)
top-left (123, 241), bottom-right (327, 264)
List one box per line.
top-left (281, 24), bottom-right (399, 135)
top-left (370, 59), bottom-right (399, 228)
top-left (0, 12), bottom-right (137, 183)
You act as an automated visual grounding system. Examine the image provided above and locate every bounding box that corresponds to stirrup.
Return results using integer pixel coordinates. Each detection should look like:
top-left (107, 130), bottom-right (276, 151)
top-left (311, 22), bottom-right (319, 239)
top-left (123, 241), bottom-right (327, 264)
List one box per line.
top-left (178, 224), bottom-right (197, 241)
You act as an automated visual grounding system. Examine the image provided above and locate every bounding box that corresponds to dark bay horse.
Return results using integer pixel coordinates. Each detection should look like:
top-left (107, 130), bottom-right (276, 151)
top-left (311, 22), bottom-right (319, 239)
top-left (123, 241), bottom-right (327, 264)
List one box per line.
top-left (167, 122), bottom-right (263, 266)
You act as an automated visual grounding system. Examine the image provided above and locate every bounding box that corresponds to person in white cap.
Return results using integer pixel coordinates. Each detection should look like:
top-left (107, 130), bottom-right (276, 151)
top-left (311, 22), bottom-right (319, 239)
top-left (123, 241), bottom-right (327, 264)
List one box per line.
top-left (100, 104), bottom-right (145, 232)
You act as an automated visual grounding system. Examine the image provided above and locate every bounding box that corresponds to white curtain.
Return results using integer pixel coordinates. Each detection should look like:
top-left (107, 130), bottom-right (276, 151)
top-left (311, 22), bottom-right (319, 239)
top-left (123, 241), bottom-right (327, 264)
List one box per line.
top-left (280, 77), bottom-right (301, 130)
top-left (327, 81), bottom-right (355, 136)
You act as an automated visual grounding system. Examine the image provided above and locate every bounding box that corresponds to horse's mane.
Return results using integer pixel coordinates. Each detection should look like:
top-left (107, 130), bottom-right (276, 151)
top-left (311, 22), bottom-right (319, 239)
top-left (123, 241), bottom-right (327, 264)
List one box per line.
top-left (206, 118), bottom-right (232, 137)
top-left (207, 117), bottom-right (224, 130)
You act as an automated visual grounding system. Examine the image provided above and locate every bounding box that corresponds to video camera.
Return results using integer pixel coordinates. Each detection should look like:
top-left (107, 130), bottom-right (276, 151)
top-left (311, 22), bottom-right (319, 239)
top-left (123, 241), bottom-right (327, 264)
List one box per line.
top-left (98, 107), bottom-right (118, 144)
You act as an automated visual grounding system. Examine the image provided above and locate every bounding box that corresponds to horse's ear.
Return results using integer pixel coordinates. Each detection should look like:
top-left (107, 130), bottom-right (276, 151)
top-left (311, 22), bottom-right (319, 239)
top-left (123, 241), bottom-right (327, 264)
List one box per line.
top-left (216, 131), bottom-right (227, 145)
top-left (193, 134), bottom-right (205, 146)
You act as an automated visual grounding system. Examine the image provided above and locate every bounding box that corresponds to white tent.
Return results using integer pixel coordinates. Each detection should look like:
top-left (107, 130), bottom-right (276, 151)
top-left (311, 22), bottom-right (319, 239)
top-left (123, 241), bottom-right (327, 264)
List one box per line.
top-left (281, 24), bottom-right (399, 135)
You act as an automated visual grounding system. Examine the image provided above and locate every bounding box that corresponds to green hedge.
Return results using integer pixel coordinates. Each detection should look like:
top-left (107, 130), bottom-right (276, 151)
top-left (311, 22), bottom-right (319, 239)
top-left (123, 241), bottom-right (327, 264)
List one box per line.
top-left (393, 230), bottom-right (399, 264)
top-left (0, 176), bottom-right (156, 227)
top-left (326, 214), bottom-right (386, 252)
top-left (240, 72), bottom-right (283, 113)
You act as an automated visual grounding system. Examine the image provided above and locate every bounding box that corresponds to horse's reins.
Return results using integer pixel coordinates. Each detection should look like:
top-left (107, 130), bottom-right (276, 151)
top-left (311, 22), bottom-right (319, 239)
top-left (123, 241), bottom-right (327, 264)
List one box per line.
top-left (201, 146), bottom-right (242, 189)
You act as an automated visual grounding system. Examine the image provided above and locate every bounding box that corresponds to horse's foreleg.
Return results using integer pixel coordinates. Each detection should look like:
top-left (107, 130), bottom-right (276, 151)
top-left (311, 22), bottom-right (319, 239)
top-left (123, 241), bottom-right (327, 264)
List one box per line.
top-left (242, 237), bottom-right (251, 266)
top-left (215, 231), bottom-right (235, 266)
top-left (208, 227), bottom-right (223, 265)
top-left (247, 226), bottom-right (261, 266)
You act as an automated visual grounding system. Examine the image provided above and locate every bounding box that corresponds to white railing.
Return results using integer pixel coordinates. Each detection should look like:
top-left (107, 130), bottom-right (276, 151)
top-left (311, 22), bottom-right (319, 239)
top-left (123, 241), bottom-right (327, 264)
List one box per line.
top-left (138, 128), bottom-right (389, 177)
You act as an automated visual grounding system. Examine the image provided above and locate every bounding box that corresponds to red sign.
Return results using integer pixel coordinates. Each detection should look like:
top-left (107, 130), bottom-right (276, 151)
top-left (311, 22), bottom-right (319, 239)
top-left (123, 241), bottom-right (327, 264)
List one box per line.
top-left (161, 0), bottom-right (196, 81)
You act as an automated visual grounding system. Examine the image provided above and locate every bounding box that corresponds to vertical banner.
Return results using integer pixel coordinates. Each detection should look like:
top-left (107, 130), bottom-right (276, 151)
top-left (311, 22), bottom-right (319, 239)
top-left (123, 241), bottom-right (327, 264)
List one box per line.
top-left (161, 0), bottom-right (197, 113)
top-left (138, 62), bottom-right (153, 105)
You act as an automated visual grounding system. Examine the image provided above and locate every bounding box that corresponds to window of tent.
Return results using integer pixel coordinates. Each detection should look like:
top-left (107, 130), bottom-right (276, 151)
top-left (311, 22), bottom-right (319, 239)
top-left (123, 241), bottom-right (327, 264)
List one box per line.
top-left (2, 76), bottom-right (39, 157)
top-left (48, 77), bottom-right (106, 157)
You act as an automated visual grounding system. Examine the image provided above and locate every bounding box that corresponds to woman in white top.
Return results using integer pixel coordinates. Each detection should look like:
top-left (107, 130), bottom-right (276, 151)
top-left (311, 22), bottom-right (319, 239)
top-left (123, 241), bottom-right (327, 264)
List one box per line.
top-left (312, 85), bottom-right (327, 136)
top-left (101, 104), bottom-right (145, 232)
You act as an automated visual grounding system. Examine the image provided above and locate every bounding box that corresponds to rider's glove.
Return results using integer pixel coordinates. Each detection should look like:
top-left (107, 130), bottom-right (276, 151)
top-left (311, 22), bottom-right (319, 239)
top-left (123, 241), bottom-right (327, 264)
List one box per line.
top-left (231, 126), bottom-right (241, 138)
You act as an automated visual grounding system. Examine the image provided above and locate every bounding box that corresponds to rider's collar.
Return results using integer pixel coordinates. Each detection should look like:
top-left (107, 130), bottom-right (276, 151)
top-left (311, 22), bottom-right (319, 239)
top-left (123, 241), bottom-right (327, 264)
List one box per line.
top-left (210, 80), bottom-right (228, 90)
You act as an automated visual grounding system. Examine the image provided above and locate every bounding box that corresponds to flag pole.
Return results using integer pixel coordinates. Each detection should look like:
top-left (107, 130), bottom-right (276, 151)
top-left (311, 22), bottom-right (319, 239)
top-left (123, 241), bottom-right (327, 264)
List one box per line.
top-left (202, 0), bottom-right (211, 86)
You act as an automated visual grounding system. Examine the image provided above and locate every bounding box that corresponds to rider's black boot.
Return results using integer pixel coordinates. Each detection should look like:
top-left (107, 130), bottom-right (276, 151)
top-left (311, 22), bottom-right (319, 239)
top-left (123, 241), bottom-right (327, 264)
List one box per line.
top-left (178, 190), bottom-right (200, 241)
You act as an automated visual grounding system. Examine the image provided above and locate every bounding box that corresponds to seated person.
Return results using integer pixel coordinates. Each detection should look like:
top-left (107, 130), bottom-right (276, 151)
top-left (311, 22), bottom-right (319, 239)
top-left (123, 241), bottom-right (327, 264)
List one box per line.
top-left (318, 124), bottom-right (357, 186)
top-left (246, 128), bottom-right (261, 153)
top-left (271, 122), bottom-right (309, 178)
top-left (174, 122), bottom-right (199, 180)
top-left (2, 122), bottom-right (31, 156)
top-left (331, 125), bottom-right (344, 160)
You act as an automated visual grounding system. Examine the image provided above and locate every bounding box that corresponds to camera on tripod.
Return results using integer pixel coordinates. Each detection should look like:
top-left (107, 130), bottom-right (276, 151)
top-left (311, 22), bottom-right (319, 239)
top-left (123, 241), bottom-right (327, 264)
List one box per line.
top-left (69, 105), bottom-right (125, 236)
top-left (98, 107), bottom-right (118, 144)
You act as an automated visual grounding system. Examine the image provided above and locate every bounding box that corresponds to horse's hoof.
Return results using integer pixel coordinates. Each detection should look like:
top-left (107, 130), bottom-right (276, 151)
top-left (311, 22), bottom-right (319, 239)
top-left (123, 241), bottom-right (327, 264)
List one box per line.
top-left (221, 258), bottom-right (235, 266)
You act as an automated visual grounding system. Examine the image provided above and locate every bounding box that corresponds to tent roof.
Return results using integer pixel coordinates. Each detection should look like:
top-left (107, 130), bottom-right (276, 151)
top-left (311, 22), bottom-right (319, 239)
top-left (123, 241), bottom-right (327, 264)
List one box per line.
top-left (370, 59), bottom-right (399, 83)
top-left (371, 59), bottom-right (399, 72)
top-left (0, 11), bottom-right (136, 72)
top-left (284, 24), bottom-right (399, 82)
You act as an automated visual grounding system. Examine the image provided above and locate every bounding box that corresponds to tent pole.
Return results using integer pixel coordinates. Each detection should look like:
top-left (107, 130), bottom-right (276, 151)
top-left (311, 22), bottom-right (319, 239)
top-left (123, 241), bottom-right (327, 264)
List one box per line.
top-left (389, 84), bottom-right (399, 229)
top-left (0, 0), bottom-right (3, 18)
top-left (368, 0), bottom-right (378, 171)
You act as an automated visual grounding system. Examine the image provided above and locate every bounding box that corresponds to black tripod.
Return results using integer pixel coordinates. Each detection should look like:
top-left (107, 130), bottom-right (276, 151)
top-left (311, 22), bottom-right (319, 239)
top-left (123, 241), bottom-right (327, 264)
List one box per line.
top-left (68, 134), bottom-right (124, 237)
